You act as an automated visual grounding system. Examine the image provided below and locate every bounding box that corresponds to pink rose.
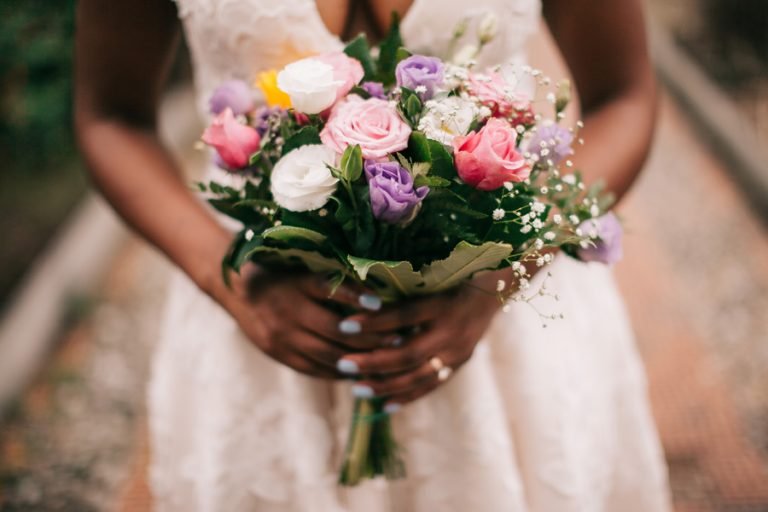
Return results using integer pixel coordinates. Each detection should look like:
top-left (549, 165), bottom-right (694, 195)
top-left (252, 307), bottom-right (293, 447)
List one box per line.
top-left (320, 96), bottom-right (412, 159)
top-left (467, 71), bottom-right (529, 118)
top-left (452, 118), bottom-right (530, 191)
top-left (202, 108), bottom-right (261, 169)
top-left (316, 52), bottom-right (364, 105)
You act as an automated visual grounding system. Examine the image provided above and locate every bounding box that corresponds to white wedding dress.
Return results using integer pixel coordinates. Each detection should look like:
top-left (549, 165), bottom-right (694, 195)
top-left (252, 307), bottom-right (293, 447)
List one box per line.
top-left (148, 0), bottom-right (672, 510)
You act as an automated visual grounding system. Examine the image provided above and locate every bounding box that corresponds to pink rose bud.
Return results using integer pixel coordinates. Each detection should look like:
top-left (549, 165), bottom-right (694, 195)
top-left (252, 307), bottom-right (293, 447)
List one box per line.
top-left (202, 108), bottom-right (261, 170)
top-left (452, 118), bottom-right (530, 191)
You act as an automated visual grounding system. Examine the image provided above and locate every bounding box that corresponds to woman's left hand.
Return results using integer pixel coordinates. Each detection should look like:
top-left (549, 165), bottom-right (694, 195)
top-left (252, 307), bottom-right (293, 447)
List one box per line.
top-left (335, 270), bottom-right (512, 410)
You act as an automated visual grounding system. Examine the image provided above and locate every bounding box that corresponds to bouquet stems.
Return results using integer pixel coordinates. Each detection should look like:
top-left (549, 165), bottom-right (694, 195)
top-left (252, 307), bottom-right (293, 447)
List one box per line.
top-left (339, 397), bottom-right (405, 486)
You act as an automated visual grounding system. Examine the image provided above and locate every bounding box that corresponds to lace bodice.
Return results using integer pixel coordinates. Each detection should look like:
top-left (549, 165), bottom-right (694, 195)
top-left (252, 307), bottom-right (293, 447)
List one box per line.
top-left (174, 0), bottom-right (542, 117)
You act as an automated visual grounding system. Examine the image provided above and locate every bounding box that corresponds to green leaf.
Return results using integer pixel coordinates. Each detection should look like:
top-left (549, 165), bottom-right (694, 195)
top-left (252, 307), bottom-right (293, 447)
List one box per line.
top-left (343, 34), bottom-right (377, 80)
top-left (420, 241), bottom-right (513, 292)
top-left (262, 225), bottom-right (327, 246)
top-left (411, 162), bottom-right (432, 177)
top-left (395, 47), bottom-right (412, 64)
top-left (340, 144), bottom-right (363, 182)
top-left (347, 256), bottom-right (425, 299)
top-left (405, 94), bottom-right (422, 120)
top-left (377, 12), bottom-right (403, 85)
top-left (406, 131), bottom-right (431, 163)
top-left (426, 139), bottom-right (456, 179)
top-left (252, 246), bottom-right (346, 274)
top-left (281, 126), bottom-right (321, 156)
top-left (248, 150), bottom-right (262, 166)
top-left (414, 174), bottom-right (451, 188)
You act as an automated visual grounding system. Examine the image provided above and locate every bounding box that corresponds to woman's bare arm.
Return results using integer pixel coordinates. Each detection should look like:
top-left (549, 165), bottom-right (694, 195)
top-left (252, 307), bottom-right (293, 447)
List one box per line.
top-left (74, 0), bottom-right (234, 304)
top-left (74, 0), bottom-right (391, 377)
top-left (544, 0), bottom-right (657, 201)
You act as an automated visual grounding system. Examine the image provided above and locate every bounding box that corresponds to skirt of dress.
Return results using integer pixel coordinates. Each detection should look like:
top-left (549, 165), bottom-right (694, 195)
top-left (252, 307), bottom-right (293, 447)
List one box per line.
top-left (147, 254), bottom-right (671, 512)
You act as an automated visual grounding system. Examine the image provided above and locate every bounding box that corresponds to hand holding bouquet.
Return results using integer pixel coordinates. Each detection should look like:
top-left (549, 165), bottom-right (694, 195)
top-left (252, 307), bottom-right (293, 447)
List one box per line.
top-left (199, 13), bottom-right (622, 486)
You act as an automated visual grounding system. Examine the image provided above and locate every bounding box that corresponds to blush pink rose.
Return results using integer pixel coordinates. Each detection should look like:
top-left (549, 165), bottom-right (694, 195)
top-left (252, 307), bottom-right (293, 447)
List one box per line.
top-left (452, 118), bottom-right (530, 191)
top-left (316, 52), bottom-right (365, 105)
top-left (320, 96), bottom-right (412, 159)
top-left (202, 107), bottom-right (261, 169)
top-left (467, 71), bottom-right (529, 118)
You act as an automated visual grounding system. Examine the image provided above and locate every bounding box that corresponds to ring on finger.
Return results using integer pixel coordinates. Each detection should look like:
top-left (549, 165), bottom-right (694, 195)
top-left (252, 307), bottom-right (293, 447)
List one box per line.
top-left (429, 356), bottom-right (453, 382)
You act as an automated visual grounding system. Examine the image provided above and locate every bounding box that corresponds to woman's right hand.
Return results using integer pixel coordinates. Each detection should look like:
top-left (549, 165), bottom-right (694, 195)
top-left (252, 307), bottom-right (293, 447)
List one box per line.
top-left (222, 263), bottom-right (397, 379)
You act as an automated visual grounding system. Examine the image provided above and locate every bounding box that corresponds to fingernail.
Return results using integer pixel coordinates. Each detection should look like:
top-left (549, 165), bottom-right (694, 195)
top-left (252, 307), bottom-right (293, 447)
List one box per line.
top-left (384, 403), bottom-right (402, 415)
top-left (358, 293), bottom-right (382, 311)
top-left (390, 336), bottom-right (404, 347)
top-left (338, 319), bottom-right (362, 334)
top-left (336, 359), bottom-right (359, 374)
top-left (351, 384), bottom-right (375, 398)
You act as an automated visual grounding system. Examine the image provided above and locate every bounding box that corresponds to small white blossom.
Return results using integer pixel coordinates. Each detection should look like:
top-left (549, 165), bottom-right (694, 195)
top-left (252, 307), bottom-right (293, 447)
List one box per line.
top-left (540, 186), bottom-right (549, 194)
top-left (562, 174), bottom-right (576, 185)
top-left (590, 204), bottom-right (600, 217)
top-left (532, 218), bottom-right (543, 230)
top-left (553, 214), bottom-right (563, 224)
top-left (245, 229), bottom-right (255, 241)
top-left (532, 201), bottom-right (546, 213)
top-left (492, 208), bottom-right (505, 221)
top-left (418, 96), bottom-right (478, 145)
top-left (569, 214), bottom-right (580, 225)
top-left (503, 181), bottom-right (515, 191)
top-left (496, 280), bottom-right (506, 292)
top-left (544, 231), bottom-right (556, 241)
top-left (536, 257), bottom-right (545, 267)
top-left (521, 224), bottom-right (532, 234)
top-left (534, 238), bottom-right (544, 250)
top-left (519, 278), bottom-right (530, 290)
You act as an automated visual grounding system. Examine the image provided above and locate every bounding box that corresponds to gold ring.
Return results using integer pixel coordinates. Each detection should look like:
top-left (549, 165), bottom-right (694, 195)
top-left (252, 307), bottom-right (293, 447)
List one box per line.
top-left (429, 356), bottom-right (453, 382)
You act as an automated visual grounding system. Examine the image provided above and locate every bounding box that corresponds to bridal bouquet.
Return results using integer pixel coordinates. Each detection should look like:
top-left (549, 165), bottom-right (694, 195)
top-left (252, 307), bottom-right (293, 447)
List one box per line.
top-left (199, 13), bottom-right (622, 485)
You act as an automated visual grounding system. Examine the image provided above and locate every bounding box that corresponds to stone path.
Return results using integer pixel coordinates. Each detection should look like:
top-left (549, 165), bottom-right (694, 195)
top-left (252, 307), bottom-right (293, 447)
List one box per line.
top-left (2, 96), bottom-right (767, 511)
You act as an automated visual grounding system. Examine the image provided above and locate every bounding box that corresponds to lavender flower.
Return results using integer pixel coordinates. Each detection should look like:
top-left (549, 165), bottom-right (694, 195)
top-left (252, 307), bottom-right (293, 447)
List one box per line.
top-left (365, 160), bottom-right (429, 224)
top-left (577, 212), bottom-right (623, 265)
top-left (253, 105), bottom-right (286, 136)
top-left (528, 123), bottom-right (574, 164)
top-left (209, 80), bottom-right (255, 115)
top-left (395, 55), bottom-right (444, 100)
top-left (361, 81), bottom-right (386, 99)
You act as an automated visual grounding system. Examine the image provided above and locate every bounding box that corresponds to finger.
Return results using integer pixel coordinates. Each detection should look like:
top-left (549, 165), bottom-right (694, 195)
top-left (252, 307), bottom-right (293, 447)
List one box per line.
top-left (298, 275), bottom-right (382, 312)
top-left (336, 328), bottom-right (446, 376)
top-left (383, 379), bottom-right (442, 409)
top-left (277, 347), bottom-right (344, 380)
top-left (275, 328), bottom-right (350, 370)
top-left (345, 294), bottom-right (451, 334)
top-left (294, 299), bottom-right (391, 350)
top-left (351, 357), bottom-right (439, 398)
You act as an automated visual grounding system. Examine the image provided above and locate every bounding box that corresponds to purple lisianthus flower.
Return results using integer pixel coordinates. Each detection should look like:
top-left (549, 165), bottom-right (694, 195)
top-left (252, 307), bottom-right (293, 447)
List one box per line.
top-left (395, 55), bottom-right (444, 100)
top-left (365, 160), bottom-right (429, 224)
top-left (577, 212), bottom-right (623, 265)
top-left (209, 80), bottom-right (255, 115)
top-left (252, 105), bottom-right (286, 136)
top-left (528, 123), bottom-right (574, 164)
top-left (361, 81), bottom-right (386, 99)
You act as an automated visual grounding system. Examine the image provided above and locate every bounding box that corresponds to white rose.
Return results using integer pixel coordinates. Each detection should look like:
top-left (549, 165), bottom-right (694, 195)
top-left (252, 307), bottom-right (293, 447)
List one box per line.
top-left (418, 96), bottom-right (478, 145)
top-left (277, 58), bottom-right (342, 114)
top-left (270, 144), bottom-right (339, 211)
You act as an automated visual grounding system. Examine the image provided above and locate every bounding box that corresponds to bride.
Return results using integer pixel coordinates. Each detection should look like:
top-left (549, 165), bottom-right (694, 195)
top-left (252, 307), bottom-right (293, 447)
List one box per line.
top-left (74, 0), bottom-right (671, 510)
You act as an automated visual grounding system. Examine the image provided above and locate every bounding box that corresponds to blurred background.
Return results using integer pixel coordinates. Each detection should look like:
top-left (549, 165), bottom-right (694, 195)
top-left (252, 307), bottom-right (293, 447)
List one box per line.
top-left (0, 0), bottom-right (766, 510)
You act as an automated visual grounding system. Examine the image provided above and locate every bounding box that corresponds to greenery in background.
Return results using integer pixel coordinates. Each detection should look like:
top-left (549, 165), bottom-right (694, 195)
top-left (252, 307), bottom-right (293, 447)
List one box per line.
top-left (0, 1), bottom-right (87, 309)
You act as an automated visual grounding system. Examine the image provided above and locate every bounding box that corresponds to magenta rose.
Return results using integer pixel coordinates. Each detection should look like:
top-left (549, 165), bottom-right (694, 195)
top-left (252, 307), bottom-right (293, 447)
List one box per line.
top-left (320, 96), bottom-right (412, 159)
top-left (316, 52), bottom-right (365, 105)
top-left (202, 107), bottom-right (261, 170)
top-left (452, 118), bottom-right (530, 191)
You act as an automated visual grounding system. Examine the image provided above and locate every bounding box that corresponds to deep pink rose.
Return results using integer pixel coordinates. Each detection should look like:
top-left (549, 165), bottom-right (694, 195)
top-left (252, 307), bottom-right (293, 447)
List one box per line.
top-left (316, 52), bottom-right (365, 105)
top-left (452, 118), bottom-right (530, 190)
top-left (320, 96), bottom-right (412, 159)
top-left (467, 71), bottom-right (529, 117)
top-left (202, 108), bottom-right (261, 170)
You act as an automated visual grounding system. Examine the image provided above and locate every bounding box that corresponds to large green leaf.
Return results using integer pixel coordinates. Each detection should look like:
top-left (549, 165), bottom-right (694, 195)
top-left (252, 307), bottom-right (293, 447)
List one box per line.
top-left (347, 256), bottom-right (425, 299)
top-left (420, 241), bottom-right (513, 292)
top-left (262, 225), bottom-right (327, 246)
top-left (252, 246), bottom-right (346, 274)
top-left (377, 12), bottom-right (402, 85)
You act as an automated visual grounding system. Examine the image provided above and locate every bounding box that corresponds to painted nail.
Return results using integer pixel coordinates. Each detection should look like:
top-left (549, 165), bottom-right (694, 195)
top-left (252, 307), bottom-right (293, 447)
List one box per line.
top-left (336, 359), bottom-right (359, 374)
top-left (351, 384), bottom-right (375, 399)
top-left (358, 293), bottom-right (382, 311)
top-left (384, 403), bottom-right (402, 415)
top-left (338, 319), bottom-right (362, 334)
